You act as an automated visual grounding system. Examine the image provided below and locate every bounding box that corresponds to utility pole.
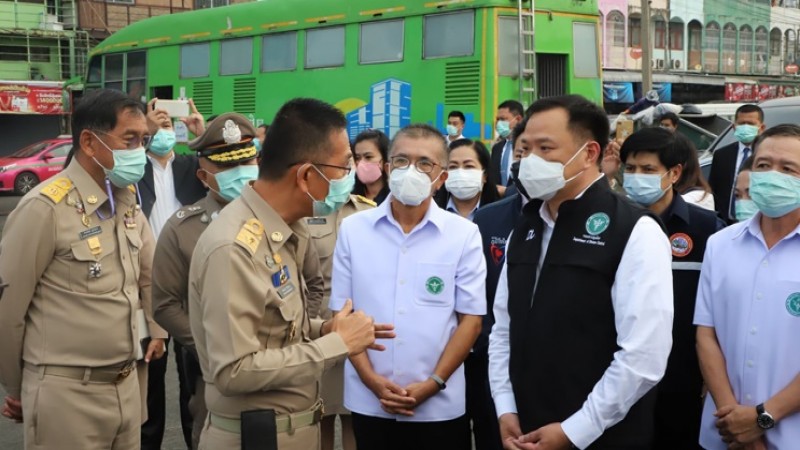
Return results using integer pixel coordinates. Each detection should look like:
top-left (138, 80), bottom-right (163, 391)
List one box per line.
top-left (641, 0), bottom-right (653, 93)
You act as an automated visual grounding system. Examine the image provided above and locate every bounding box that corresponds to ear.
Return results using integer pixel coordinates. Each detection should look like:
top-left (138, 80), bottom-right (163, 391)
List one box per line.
top-left (434, 169), bottom-right (448, 191)
top-left (384, 161), bottom-right (391, 174)
top-left (585, 141), bottom-right (602, 166)
top-left (669, 164), bottom-right (683, 185)
top-left (295, 163), bottom-right (313, 194)
top-left (196, 168), bottom-right (209, 187)
top-left (79, 129), bottom-right (98, 159)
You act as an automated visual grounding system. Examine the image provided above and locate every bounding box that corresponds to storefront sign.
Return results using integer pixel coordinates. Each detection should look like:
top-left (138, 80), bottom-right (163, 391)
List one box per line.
top-left (0, 82), bottom-right (64, 115)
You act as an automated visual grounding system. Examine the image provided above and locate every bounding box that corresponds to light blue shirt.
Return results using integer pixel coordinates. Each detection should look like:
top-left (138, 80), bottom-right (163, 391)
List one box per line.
top-left (330, 196), bottom-right (487, 421)
top-left (445, 196), bottom-right (480, 221)
top-left (694, 215), bottom-right (800, 450)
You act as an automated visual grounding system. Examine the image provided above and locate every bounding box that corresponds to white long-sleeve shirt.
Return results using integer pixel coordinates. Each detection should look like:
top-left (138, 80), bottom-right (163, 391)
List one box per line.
top-left (488, 192), bottom-right (674, 449)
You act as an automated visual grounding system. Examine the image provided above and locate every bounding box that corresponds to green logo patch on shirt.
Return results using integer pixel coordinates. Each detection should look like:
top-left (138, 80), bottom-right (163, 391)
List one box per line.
top-left (425, 276), bottom-right (444, 295)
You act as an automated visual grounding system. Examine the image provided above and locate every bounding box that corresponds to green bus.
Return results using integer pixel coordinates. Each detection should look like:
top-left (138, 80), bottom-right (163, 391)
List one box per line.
top-left (83, 0), bottom-right (601, 142)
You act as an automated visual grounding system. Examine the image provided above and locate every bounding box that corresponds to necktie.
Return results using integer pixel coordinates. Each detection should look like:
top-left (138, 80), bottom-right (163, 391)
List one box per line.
top-left (740, 147), bottom-right (751, 167)
top-left (500, 140), bottom-right (511, 185)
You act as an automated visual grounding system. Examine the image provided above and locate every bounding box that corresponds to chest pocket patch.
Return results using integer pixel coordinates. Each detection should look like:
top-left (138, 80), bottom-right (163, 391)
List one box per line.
top-left (414, 262), bottom-right (456, 308)
top-left (68, 235), bottom-right (117, 294)
top-left (308, 222), bottom-right (335, 258)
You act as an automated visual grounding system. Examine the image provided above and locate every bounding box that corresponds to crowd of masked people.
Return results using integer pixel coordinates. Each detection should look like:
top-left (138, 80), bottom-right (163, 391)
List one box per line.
top-left (0, 89), bottom-right (798, 450)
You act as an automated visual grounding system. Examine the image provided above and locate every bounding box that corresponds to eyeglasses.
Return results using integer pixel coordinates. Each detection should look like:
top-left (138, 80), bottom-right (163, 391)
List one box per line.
top-left (389, 156), bottom-right (439, 174)
top-left (94, 129), bottom-right (152, 150)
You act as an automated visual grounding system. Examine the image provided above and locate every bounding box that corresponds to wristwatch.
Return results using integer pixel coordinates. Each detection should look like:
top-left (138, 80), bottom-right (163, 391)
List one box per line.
top-left (430, 374), bottom-right (446, 391)
top-left (756, 403), bottom-right (775, 430)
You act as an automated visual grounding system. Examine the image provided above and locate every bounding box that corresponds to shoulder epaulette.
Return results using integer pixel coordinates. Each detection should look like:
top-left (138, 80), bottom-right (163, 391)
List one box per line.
top-left (39, 178), bottom-right (72, 204)
top-left (234, 218), bottom-right (264, 255)
top-left (127, 185), bottom-right (137, 194)
top-left (354, 195), bottom-right (377, 207)
top-left (174, 204), bottom-right (205, 222)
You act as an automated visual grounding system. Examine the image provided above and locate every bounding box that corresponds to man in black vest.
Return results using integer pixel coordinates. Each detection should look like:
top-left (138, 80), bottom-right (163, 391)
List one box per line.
top-left (620, 128), bottom-right (725, 450)
top-left (488, 95), bottom-right (674, 450)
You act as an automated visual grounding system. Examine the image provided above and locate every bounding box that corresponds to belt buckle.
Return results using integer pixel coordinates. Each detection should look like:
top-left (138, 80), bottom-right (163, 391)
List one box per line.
top-left (115, 362), bottom-right (135, 383)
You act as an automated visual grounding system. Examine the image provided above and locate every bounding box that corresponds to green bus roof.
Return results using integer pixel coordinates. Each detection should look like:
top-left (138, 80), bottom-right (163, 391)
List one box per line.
top-left (92, 0), bottom-right (596, 56)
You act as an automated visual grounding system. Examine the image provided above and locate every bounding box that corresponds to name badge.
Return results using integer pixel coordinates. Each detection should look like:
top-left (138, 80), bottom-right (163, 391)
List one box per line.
top-left (277, 283), bottom-right (296, 299)
top-left (79, 226), bottom-right (102, 240)
top-left (307, 217), bottom-right (327, 225)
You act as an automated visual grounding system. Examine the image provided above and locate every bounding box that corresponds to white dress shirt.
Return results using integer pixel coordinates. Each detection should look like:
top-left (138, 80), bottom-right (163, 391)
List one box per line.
top-left (488, 177), bottom-right (674, 449)
top-left (445, 196), bottom-right (480, 221)
top-left (693, 215), bottom-right (800, 450)
top-left (445, 134), bottom-right (465, 146)
top-left (148, 154), bottom-right (182, 239)
top-left (330, 196), bottom-right (487, 422)
top-left (682, 190), bottom-right (715, 212)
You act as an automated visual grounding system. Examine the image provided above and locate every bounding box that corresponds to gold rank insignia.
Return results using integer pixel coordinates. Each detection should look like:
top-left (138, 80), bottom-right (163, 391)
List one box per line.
top-left (271, 231), bottom-right (283, 242)
top-left (87, 236), bottom-right (102, 256)
top-left (355, 195), bottom-right (377, 207)
top-left (39, 178), bottom-right (72, 203)
top-left (86, 195), bottom-right (98, 205)
top-left (234, 218), bottom-right (264, 254)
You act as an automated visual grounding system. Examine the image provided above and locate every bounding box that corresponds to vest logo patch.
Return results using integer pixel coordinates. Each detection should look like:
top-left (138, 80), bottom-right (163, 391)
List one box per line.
top-left (585, 213), bottom-right (611, 236)
top-left (525, 229), bottom-right (535, 241)
top-left (670, 233), bottom-right (693, 258)
top-left (426, 276), bottom-right (445, 295)
top-left (490, 237), bottom-right (507, 265)
top-left (786, 293), bottom-right (800, 317)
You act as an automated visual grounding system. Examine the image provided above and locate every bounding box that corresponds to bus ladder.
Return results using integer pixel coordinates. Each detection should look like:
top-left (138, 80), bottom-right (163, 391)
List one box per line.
top-left (517, 0), bottom-right (536, 106)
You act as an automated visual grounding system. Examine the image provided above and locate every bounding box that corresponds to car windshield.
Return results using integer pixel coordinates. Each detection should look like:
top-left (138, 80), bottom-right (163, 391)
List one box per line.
top-left (9, 142), bottom-right (49, 158)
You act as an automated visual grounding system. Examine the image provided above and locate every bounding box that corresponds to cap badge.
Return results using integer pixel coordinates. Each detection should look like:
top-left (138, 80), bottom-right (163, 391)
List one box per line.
top-left (222, 119), bottom-right (242, 145)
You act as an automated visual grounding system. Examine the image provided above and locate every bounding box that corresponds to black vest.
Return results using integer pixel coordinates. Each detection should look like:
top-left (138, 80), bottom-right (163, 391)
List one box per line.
top-left (507, 179), bottom-right (659, 448)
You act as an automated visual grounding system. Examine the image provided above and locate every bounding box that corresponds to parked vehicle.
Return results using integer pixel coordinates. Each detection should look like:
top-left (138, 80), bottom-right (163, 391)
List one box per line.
top-left (0, 136), bottom-right (72, 194)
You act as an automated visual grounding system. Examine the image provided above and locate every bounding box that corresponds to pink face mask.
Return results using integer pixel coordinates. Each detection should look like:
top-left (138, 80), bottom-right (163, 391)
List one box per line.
top-left (356, 161), bottom-right (382, 184)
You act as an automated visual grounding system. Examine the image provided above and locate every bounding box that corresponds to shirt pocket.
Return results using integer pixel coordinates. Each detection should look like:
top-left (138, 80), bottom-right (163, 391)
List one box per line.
top-left (308, 223), bottom-right (335, 258)
top-left (414, 262), bottom-right (456, 308)
top-left (68, 236), bottom-right (117, 294)
top-left (263, 284), bottom-right (303, 348)
top-left (124, 229), bottom-right (143, 280)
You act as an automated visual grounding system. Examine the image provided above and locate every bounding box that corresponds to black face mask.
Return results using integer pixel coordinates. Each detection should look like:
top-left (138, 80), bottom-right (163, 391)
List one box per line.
top-left (509, 160), bottom-right (530, 200)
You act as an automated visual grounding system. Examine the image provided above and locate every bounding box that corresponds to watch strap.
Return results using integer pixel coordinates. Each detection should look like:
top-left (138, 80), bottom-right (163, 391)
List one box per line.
top-left (756, 403), bottom-right (766, 415)
top-left (430, 374), bottom-right (446, 390)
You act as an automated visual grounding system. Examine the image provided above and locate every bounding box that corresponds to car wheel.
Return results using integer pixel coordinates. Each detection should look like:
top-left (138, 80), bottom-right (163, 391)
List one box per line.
top-left (14, 172), bottom-right (40, 195)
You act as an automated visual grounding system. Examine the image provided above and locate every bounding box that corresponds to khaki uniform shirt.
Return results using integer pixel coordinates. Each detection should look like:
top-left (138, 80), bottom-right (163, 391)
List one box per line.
top-left (188, 186), bottom-right (348, 418)
top-left (305, 195), bottom-right (375, 319)
top-left (0, 161), bottom-right (164, 398)
top-left (154, 193), bottom-right (324, 356)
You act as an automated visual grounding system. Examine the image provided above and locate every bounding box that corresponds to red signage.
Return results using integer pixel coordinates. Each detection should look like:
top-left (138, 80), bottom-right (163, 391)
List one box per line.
top-left (0, 82), bottom-right (64, 115)
top-left (630, 47), bottom-right (643, 60)
top-left (786, 64), bottom-right (799, 74)
top-left (726, 82), bottom-right (800, 102)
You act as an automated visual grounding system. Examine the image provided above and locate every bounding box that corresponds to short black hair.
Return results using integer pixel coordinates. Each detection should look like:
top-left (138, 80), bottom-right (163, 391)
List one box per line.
top-left (352, 129), bottom-right (390, 196)
top-left (66, 88), bottom-right (144, 167)
top-left (511, 116), bottom-right (529, 147)
top-left (620, 127), bottom-right (690, 170)
top-left (735, 104), bottom-right (764, 123)
top-left (448, 110), bottom-right (465, 124)
top-left (525, 95), bottom-right (609, 160)
top-left (753, 123), bottom-right (800, 154)
top-left (498, 100), bottom-right (524, 118)
top-left (258, 98), bottom-right (347, 180)
top-left (739, 155), bottom-right (754, 173)
top-left (391, 123), bottom-right (448, 164)
top-left (660, 112), bottom-right (679, 127)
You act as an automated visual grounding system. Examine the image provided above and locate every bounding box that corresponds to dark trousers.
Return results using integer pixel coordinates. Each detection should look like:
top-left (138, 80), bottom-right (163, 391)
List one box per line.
top-left (174, 341), bottom-right (194, 449)
top-left (352, 412), bottom-right (470, 450)
top-left (141, 338), bottom-right (169, 450)
top-left (653, 391), bottom-right (703, 450)
top-left (465, 351), bottom-right (503, 450)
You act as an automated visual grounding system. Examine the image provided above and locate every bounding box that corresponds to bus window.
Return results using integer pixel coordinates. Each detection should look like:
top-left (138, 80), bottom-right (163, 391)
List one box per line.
top-left (87, 56), bottom-right (102, 83)
top-left (360, 19), bottom-right (404, 64)
top-left (261, 31), bottom-right (297, 72)
top-left (181, 43), bottom-right (210, 78)
top-left (127, 51), bottom-right (146, 97)
top-left (220, 38), bottom-right (253, 76)
top-left (498, 16), bottom-right (519, 75)
top-left (423, 10), bottom-right (474, 59)
top-left (105, 53), bottom-right (124, 92)
top-left (306, 26), bottom-right (345, 69)
top-left (573, 22), bottom-right (599, 78)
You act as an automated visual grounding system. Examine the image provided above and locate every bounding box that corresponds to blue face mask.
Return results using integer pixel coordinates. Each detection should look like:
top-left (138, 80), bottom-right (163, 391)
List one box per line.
top-left (734, 199), bottom-right (759, 222)
top-left (92, 133), bottom-right (147, 188)
top-left (623, 172), bottom-right (669, 206)
top-left (446, 124), bottom-right (459, 137)
top-left (213, 165), bottom-right (258, 202)
top-left (496, 120), bottom-right (511, 138)
top-left (749, 170), bottom-right (800, 218)
top-left (149, 129), bottom-right (176, 156)
top-left (734, 124), bottom-right (759, 144)
top-left (308, 165), bottom-right (355, 216)
top-left (252, 137), bottom-right (262, 153)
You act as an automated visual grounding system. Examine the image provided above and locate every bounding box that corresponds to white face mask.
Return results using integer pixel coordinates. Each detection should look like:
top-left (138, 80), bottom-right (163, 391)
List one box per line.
top-left (445, 168), bottom-right (483, 200)
top-left (390, 166), bottom-right (440, 206)
top-left (518, 142), bottom-right (588, 201)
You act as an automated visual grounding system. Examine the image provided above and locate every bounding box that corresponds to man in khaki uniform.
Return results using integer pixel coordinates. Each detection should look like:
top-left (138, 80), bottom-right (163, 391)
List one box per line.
top-left (153, 112), bottom-right (323, 449)
top-left (307, 194), bottom-right (375, 450)
top-left (189, 98), bottom-right (388, 449)
top-left (0, 88), bottom-right (166, 449)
